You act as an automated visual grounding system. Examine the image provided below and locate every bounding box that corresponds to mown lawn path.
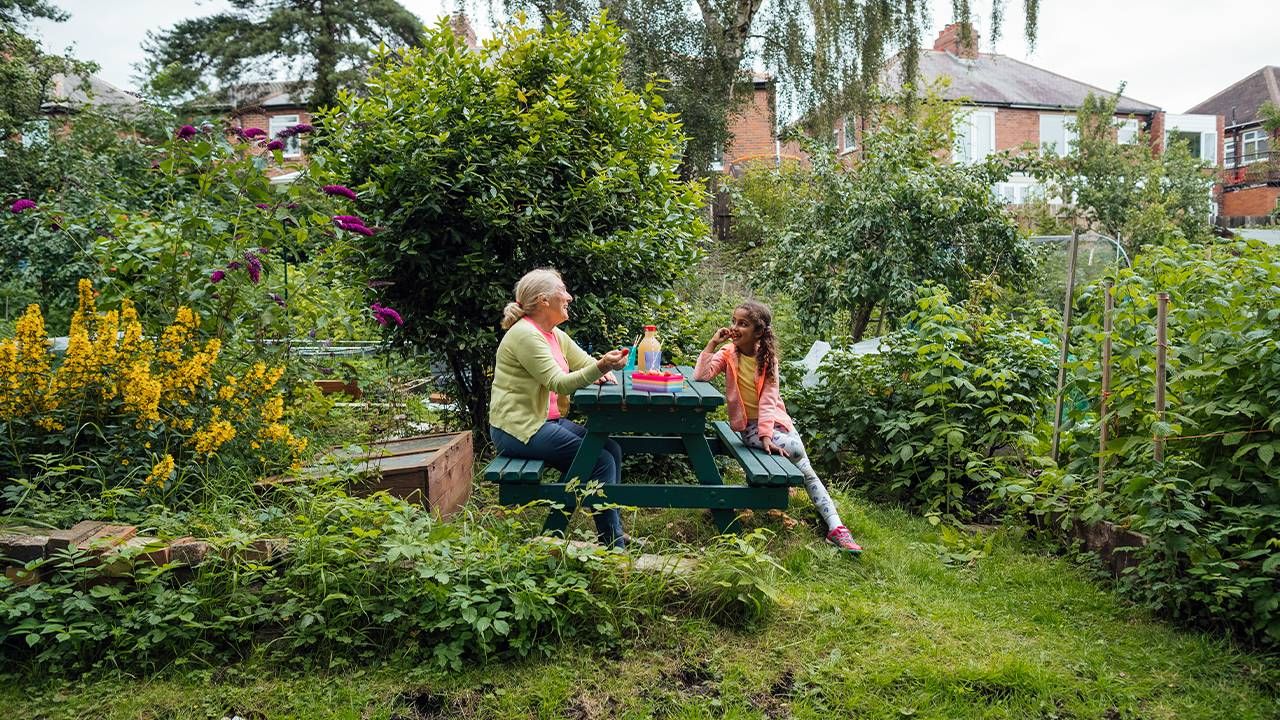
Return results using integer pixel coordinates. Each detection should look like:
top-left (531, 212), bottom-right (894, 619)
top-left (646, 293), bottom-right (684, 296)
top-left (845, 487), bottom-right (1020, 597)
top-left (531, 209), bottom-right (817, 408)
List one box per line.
top-left (5, 499), bottom-right (1276, 719)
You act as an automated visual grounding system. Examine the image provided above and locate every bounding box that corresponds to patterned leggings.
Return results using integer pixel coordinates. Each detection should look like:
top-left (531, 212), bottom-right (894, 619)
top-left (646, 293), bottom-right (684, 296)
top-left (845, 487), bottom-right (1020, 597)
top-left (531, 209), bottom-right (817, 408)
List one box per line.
top-left (740, 420), bottom-right (845, 532)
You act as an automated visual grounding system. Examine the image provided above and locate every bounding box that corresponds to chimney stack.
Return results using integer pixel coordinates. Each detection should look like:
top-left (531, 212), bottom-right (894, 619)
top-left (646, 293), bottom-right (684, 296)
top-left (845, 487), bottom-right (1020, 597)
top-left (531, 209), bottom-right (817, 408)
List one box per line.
top-left (933, 22), bottom-right (980, 59)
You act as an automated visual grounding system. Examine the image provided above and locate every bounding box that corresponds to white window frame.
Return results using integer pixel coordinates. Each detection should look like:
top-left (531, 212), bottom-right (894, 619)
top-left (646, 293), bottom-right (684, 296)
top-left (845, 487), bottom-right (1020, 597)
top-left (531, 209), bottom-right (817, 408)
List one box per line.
top-left (1241, 129), bottom-right (1270, 164)
top-left (841, 116), bottom-right (857, 154)
top-left (1201, 131), bottom-right (1217, 165)
top-left (953, 107), bottom-right (995, 165)
top-left (268, 114), bottom-right (303, 158)
top-left (1224, 138), bottom-right (1236, 168)
top-left (1039, 114), bottom-right (1077, 157)
top-left (1117, 118), bottom-right (1139, 145)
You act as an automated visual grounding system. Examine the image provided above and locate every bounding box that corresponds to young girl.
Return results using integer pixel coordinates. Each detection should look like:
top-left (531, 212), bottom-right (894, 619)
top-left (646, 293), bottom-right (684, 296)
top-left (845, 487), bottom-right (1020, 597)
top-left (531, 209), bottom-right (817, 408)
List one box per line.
top-left (694, 300), bottom-right (863, 554)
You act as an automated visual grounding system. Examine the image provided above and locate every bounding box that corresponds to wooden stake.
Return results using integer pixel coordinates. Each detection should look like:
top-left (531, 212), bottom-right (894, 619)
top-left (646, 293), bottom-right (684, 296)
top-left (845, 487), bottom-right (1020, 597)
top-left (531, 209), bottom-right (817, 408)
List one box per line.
top-left (1098, 282), bottom-right (1113, 491)
top-left (1154, 292), bottom-right (1169, 463)
top-left (1051, 228), bottom-right (1081, 463)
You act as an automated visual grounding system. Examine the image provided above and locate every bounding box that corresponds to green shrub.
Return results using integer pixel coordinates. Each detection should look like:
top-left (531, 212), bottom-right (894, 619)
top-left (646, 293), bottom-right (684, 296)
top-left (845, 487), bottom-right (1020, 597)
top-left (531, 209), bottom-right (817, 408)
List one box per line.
top-left (1054, 238), bottom-right (1280, 645)
top-left (739, 90), bottom-right (1036, 342)
top-left (791, 284), bottom-right (1057, 520)
top-left (322, 15), bottom-right (706, 430)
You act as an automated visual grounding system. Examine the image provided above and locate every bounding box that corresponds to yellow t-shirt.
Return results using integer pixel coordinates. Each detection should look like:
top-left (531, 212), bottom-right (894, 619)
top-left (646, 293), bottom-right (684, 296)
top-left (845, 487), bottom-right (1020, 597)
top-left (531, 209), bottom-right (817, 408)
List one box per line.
top-left (736, 355), bottom-right (760, 420)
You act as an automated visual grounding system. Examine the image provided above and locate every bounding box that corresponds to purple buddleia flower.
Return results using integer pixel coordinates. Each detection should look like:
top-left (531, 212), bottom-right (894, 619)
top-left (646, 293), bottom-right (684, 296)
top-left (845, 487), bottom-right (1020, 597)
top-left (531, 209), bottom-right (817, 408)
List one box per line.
top-left (370, 303), bottom-right (404, 327)
top-left (227, 260), bottom-right (242, 270)
top-left (322, 184), bottom-right (358, 200)
top-left (291, 123), bottom-right (314, 134)
top-left (10, 198), bottom-right (36, 213)
top-left (255, 203), bottom-right (271, 210)
top-left (176, 125), bottom-right (197, 140)
top-left (241, 127), bottom-right (267, 139)
top-left (332, 215), bottom-right (363, 224)
top-left (269, 292), bottom-right (286, 307)
top-left (243, 252), bottom-right (262, 284)
top-left (210, 270), bottom-right (226, 284)
top-left (275, 127), bottom-right (296, 139)
top-left (266, 140), bottom-right (284, 151)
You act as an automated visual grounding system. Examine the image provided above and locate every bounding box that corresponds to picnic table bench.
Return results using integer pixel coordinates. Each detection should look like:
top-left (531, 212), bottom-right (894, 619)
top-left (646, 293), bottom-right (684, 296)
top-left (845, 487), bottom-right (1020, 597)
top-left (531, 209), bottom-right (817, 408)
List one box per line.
top-left (485, 365), bottom-right (805, 534)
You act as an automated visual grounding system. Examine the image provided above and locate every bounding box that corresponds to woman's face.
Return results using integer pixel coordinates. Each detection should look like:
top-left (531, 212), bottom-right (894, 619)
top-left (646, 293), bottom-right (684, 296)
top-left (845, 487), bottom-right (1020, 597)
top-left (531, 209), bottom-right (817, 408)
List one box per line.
top-left (731, 308), bottom-right (756, 351)
top-left (544, 282), bottom-right (573, 326)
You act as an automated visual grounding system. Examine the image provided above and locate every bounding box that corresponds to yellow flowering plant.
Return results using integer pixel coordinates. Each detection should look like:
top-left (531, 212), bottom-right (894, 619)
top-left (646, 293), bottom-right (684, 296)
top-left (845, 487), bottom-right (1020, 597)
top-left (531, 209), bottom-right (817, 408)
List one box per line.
top-left (0, 280), bottom-right (306, 499)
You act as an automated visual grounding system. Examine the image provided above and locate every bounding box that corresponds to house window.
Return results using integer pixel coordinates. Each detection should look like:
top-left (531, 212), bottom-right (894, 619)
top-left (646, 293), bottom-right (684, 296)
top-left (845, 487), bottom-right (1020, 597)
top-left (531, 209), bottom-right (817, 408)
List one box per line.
top-left (1117, 118), bottom-right (1139, 145)
top-left (1168, 130), bottom-right (1218, 165)
top-left (1241, 129), bottom-right (1270, 164)
top-left (953, 108), bottom-right (994, 165)
top-left (1224, 138), bottom-right (1236, 168)
top-left (268, 114), bottom-right (303, 158)
top-left (1039, 114), bottom-right (1077, 156)
top-left (842, 116), bottom-right (856, 154)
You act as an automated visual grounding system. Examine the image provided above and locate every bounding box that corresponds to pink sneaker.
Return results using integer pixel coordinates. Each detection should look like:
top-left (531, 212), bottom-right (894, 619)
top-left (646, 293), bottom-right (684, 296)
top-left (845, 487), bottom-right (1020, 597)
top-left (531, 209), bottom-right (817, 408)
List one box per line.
top-left (827, 526), bottom-right (863, 554)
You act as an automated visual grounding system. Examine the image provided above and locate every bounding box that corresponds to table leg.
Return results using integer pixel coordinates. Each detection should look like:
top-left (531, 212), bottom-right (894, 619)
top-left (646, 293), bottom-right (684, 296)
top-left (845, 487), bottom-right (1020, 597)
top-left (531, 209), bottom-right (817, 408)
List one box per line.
top-left (681, 433), bottom-right (738, 534)
top-left (543, 429), bottom-right (609, 537)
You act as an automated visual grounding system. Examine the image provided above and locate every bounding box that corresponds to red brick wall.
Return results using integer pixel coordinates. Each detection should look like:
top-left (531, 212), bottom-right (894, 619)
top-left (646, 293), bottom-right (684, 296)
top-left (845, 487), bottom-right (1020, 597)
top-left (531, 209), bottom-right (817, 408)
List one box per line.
top-left (724, 84), bottom-right (777, 168)
top-left (1221, 185), bottom-right (1280, 216)
top-left (993, 108), bottom-right (1039, 151)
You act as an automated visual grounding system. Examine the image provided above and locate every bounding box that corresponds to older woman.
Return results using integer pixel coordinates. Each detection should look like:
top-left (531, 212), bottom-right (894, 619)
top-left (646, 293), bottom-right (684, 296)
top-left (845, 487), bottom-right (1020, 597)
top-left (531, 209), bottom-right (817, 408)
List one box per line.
top-left (489, 268), bottom-right (630, 548)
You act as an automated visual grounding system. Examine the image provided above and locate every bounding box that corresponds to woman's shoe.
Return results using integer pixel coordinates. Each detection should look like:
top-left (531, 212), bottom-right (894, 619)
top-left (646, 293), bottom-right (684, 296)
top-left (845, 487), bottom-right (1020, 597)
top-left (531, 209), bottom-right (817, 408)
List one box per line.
top-left (827, 525), bottom-right (863, 554)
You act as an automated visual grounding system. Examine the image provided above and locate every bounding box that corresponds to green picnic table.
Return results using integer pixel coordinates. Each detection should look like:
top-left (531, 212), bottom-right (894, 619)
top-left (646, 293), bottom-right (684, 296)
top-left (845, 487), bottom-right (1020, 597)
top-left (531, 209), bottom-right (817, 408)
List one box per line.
top-left (485, 365), bottom-right (806, 534)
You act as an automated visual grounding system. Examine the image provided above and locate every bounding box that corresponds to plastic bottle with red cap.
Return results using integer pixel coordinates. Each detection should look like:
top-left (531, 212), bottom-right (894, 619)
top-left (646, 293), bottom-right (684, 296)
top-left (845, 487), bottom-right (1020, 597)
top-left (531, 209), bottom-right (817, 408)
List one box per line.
top-left (637, 325), bottom-right (661, 372)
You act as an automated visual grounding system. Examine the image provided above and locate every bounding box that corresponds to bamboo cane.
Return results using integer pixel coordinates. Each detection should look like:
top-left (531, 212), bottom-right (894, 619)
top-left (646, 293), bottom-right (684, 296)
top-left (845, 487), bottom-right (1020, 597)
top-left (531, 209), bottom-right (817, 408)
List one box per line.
top-left (1051, 228), bottom-right (1081, 463)
top-left (1098, 282), bottom-right (1113, 491)
top-left (1154, 292), bottom-right (1169, 462)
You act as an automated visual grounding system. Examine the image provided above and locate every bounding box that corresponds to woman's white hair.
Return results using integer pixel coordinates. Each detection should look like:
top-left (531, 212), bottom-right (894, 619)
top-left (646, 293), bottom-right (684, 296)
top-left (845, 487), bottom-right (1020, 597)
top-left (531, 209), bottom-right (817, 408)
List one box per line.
top-left (501, 268), bottom-right (564, 330)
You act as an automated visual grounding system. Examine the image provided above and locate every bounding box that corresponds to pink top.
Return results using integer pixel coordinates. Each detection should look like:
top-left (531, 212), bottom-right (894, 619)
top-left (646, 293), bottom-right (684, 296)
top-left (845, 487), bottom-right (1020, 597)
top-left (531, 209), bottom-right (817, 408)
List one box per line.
top-left (526, 318), bottom-right (570, 419)
top-left (693, 344), bottom-right (794, 438)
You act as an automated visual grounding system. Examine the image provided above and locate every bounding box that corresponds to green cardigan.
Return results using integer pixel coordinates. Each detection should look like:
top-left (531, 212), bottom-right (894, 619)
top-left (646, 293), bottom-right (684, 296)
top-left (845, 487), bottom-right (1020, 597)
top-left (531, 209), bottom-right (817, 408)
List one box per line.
top-left (489, 318), bottom-right (604, 443)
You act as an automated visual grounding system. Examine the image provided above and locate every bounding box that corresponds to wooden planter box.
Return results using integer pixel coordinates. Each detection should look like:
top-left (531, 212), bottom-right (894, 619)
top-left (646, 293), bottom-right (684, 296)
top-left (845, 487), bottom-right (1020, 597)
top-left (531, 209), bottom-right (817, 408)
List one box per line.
top-left (261, 433), bottom-right (473, 518)
top-left (313, 379), bottom-right (363, 398)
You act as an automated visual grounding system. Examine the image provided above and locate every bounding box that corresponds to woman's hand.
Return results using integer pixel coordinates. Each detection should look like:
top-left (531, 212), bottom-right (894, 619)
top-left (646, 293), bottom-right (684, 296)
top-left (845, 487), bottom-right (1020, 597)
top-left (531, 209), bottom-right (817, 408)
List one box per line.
top-left (762, 436), bottom-right (790, 457)
top-left (596, 348), bottom-right (629, 372)
top-left (595, 371), bottom-right (618, 385)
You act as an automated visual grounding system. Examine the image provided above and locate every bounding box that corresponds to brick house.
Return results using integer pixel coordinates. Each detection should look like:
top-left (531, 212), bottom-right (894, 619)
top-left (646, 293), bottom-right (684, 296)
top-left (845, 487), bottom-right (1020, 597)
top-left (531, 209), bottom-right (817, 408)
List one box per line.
top-left (189, 81), bottom-right (314, 179)
top-left (836, 24), bottom-right (1224, 207)
top-left (192, 13), bottom-right (481, 179)
top-left (14, 72), bottom-right (146, 146)
top-left (1187, 66), bottom-right (1280, 223)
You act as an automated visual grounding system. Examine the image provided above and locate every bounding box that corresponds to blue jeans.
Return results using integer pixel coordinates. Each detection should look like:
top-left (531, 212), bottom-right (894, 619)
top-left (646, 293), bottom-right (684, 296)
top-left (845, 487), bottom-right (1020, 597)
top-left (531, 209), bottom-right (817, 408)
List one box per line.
top-left (490, 419), bottom-right (625, 548)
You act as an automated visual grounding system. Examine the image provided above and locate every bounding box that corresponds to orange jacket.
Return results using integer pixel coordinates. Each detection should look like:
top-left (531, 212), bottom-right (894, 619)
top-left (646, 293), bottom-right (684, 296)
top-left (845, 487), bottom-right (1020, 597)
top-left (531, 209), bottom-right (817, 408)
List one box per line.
top-left (694, 345), bottom-right (794, 439)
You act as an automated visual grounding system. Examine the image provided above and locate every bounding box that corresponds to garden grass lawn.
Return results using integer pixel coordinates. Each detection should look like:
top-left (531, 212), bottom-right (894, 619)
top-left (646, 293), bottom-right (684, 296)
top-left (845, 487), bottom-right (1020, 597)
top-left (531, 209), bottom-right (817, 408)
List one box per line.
top-left (4, 495), bottom-right (1276, 720)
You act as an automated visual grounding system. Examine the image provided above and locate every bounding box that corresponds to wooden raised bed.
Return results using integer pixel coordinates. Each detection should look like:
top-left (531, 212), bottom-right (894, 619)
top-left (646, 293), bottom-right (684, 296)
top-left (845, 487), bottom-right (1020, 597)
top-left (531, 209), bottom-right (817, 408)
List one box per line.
top-left (260, 432), bottom-right (473, 518)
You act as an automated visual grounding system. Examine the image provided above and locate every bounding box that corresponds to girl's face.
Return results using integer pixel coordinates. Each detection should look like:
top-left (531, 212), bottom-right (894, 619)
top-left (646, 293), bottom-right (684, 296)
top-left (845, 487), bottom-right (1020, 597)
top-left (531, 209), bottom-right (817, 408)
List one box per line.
top-left (731, 308), bottom-right (757, 351)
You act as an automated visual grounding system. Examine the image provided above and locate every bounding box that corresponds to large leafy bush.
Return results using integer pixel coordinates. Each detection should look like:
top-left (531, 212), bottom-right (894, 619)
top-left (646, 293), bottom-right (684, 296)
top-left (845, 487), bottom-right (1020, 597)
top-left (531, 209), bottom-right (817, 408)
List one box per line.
top-left (1052, 238), bottom-right (1280, 645)
top-left (322, 16), bottom-right (706, 429)
top-left (792, 285), bottom-right (1057, 520)
top-left (735, 93), bottom-right (1036, 341)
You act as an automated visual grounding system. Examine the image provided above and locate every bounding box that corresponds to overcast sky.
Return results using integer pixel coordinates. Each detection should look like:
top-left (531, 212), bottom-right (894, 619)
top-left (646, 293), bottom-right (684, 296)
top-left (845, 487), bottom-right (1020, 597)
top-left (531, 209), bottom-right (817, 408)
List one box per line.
top-left (30, 0), bottom-right (1280, 114)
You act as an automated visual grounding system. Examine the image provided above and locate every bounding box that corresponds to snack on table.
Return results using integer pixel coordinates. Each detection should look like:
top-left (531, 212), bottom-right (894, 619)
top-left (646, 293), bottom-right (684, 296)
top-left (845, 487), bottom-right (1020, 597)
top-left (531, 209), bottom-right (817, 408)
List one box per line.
top-left (630, 369), bottom-right (683, 393)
